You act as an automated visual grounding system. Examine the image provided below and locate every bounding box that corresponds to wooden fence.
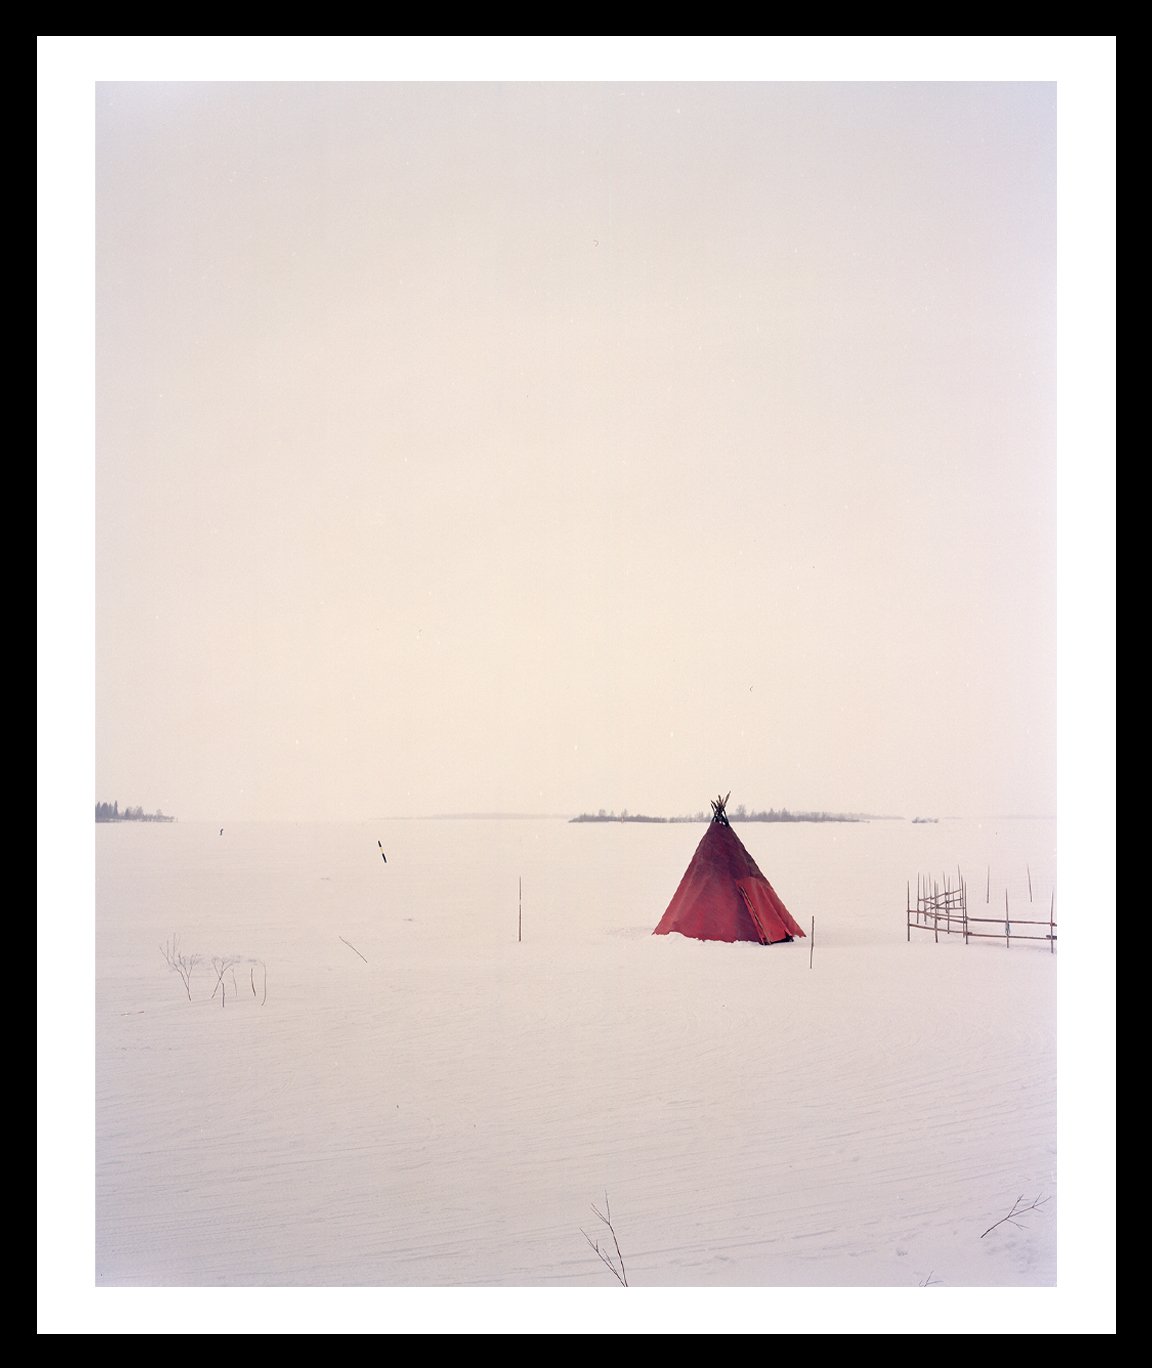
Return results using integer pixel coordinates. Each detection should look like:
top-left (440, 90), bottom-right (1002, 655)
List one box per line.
top-left (907, 872), bottom-right (1056, 951)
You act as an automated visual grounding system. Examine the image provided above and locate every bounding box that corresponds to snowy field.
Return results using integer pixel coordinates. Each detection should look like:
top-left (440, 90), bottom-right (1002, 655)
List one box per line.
top-left (89, 815), bottom-right (1064, 1317)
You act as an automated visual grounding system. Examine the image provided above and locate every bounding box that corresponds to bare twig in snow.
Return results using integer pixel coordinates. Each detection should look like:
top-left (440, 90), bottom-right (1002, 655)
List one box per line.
top-left (160, 935), bottom-right (201, 1000)
top-left (981, 1193), bottom-right (1051, 1239)
top-left (918, 1270), bottom-right (942, 1286)
top-left (245, 958), bottom-right (268, 1005)
top-left (210, 956), bottom-right (239, 1006)
top-left (581, 1192), bottom-right (628, 1286)
top-left (339, 936), bottom-right (368, 963)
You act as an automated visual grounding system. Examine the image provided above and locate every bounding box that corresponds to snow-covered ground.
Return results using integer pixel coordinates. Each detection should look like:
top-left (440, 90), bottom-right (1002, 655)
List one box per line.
top-left (82, 816), bottom-right (1072, 1325)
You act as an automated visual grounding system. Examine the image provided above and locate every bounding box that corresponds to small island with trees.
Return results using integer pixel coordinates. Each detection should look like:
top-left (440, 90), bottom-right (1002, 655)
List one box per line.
top-left (571, 804), bottom-right (867, 824)
top-left (95, 801), bottom-right (175, 823)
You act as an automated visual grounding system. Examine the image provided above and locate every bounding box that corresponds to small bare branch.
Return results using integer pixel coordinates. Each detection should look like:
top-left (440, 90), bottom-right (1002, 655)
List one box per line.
top-left (581, 1192), bottom-right (628, 1285)
top-left (339, 936), bottom-right (368, 964)
top-left (581, 1231), bottom-right (626, 1285)
top-left (210, 956), bottom-right (239, 1007)
top-left (981, 1193), bottom-right (1052, 1239)
top-left (160, 935), bottom-right (200, 1000)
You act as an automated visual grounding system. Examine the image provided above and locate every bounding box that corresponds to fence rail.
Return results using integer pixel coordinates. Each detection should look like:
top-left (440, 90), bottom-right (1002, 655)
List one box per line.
top-left (906, 873), bottom-right (1055, 951)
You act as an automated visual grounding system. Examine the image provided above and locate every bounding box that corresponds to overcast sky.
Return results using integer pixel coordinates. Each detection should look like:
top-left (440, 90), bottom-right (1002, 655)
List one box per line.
top-left (91, 78), bottom-right (1061, 823)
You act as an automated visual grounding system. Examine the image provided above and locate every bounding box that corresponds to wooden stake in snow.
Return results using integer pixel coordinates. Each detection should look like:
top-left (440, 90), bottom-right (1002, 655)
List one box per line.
top-left (809, 916), bottom-right (814, 968)
top-left (1027, 864), bottom-right (1033, 901)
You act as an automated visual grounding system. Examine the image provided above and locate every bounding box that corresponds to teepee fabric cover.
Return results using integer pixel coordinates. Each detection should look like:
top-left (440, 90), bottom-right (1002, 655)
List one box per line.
top-left (654, 816), bottom-right (805, 945)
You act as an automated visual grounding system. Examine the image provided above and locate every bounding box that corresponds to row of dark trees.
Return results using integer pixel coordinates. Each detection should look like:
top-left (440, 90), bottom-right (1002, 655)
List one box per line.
top-left (571, 806), bottom-right (862, 824)
top-left (95, 801), bottom-right (174, 822)
top-left (677, 806), bottom-right (862, 823)
top-left (570, 810), bottom-right (665, 823)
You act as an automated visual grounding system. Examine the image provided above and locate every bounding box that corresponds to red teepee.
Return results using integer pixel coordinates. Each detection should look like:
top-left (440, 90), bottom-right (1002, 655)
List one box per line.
top-left (653, 794), bottom-right (805, 945)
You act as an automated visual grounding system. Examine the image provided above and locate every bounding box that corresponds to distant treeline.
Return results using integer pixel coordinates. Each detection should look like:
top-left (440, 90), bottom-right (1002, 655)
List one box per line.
top-left (570, 806), bottom-right (864, 824)
top-left (95, 801), bottom-right (175, 823)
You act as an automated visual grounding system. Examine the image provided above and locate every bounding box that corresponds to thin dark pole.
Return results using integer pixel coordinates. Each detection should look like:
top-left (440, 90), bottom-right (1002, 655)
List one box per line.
top-left (1050, 889), bottom-right (1055, 953)
top-left (809, 916), bottom-right (814, 968)
top-left (1005, 889), bottom-right (1010, 949)
top-left (1027, 864), bottom-right (1033, 901)
top-left (986, 866), bottom-right (990, 904)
